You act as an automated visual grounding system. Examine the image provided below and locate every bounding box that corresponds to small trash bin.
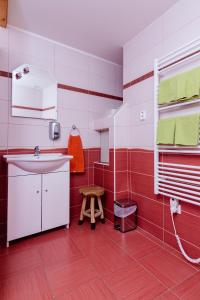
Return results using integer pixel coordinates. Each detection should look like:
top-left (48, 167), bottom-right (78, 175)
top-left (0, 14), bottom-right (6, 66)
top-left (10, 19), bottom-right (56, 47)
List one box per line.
top-left (114, 199), bottom-right (137, 233)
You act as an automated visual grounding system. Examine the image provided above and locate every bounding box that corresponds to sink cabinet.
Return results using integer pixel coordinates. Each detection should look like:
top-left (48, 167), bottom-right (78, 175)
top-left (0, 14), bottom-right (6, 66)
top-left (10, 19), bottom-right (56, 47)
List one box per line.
top-left (42, 171), bottom-right (69, 231)
top-left (7, 162), bottom-right (70, 245)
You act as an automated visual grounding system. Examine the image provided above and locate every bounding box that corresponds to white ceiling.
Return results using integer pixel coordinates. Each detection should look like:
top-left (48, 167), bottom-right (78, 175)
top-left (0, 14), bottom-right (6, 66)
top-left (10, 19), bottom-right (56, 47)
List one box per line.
top-left (8, 0), bottom-right (178, 64)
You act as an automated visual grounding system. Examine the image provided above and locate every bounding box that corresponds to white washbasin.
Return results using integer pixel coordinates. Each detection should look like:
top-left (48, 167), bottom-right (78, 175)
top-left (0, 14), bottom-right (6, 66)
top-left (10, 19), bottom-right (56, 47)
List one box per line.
top-left (4, 153), bottom-right (73, 173)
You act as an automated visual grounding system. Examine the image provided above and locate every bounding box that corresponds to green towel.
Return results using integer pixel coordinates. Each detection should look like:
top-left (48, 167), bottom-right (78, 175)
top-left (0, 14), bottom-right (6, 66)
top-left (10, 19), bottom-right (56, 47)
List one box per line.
top-left (158, 77), bottom-right (177, 105)
top-left (158, 66), bottom-right (200, 104)
top-left (185, 67), bottom-right (200, 100)
top-left (175, 113), bottom-right (200, 145)
top-left (157, 118), bottom-right (176, 144)
top-left (176, 72), bottom-right (187, 101)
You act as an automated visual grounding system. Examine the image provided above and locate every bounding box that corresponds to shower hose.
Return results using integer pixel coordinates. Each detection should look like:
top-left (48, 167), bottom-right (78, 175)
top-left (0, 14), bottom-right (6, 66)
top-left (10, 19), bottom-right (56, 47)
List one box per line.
top-left (171, 209), bottom-right (200, 264)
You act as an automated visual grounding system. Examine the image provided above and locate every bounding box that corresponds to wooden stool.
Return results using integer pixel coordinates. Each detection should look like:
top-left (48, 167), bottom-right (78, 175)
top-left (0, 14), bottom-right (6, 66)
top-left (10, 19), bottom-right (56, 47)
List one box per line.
top-left (78, 186), bottom-right (105, 230)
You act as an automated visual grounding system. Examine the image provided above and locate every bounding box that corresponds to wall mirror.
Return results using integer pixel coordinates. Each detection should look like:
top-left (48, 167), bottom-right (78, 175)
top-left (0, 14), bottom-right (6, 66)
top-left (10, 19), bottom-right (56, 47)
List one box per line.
top-left (12, 64), bottom-right (57, 120)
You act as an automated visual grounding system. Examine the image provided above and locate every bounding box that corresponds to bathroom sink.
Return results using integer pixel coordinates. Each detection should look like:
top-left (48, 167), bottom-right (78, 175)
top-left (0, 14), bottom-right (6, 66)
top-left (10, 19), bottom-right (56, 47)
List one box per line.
top-left (3, 153), bottom-right (73, 173)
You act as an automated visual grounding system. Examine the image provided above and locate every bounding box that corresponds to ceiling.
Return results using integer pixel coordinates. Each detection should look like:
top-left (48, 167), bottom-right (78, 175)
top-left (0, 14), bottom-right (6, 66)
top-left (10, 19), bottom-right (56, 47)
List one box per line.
top-left (8, 0), bottom-right (178, 64)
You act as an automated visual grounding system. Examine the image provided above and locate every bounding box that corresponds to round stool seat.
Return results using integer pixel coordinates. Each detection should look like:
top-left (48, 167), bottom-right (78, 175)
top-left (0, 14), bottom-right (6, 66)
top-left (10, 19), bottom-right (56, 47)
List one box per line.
top-left (79, 186), bottom-right (104, 197)
top-left (78, 185), bottom-right (105, 230)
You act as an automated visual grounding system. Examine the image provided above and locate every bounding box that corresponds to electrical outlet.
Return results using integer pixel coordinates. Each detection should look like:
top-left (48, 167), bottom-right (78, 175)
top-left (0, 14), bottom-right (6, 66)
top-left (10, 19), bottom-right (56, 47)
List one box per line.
top-left (170, 198), bottom-right (181, 214)
top-left (139, 111), bottom-right (146, 121)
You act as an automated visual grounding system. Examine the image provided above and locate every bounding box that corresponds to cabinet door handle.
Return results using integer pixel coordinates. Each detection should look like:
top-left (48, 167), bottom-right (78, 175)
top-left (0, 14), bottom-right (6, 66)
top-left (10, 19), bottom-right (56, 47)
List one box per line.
top-left (36, 190), bottom-right (40, 194)
top-left (45, 189), bottom-right (48, 192)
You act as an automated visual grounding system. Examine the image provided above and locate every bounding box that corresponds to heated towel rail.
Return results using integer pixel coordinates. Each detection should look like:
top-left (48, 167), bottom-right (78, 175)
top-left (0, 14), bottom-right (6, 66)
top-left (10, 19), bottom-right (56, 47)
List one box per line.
top-left (154, 37), bottom-right (200, 207)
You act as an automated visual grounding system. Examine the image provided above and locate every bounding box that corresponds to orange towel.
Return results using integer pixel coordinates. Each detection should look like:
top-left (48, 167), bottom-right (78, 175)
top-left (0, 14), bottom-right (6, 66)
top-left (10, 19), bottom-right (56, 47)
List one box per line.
top-left (68, 135), bottom-right (84, 173)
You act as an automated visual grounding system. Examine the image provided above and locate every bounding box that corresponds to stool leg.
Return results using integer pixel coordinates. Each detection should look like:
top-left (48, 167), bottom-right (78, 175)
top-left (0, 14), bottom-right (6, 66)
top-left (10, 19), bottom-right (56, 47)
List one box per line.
top-left (90, 196), bottom-right (96, 230)
top-left (97, 196), bottom-right (105, 223)
top-left (78, 196), bottom-right (86, 225)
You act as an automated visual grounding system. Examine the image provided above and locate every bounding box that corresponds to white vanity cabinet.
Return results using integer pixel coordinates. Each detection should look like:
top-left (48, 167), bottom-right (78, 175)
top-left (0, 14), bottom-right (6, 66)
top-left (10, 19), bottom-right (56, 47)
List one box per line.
top-left (8, 174), bottom-right (42, 241)
top-left (7, 162), bottom-right (70, 245)
top-left (42, 171), bottom-right (69, 231)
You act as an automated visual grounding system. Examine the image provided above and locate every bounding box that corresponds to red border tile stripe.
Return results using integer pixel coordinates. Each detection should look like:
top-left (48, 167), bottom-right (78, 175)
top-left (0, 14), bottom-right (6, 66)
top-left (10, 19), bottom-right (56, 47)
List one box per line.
top-left (0, 70), bottom-right (12, 78)
top-left (124, 49), bottom-right (200, 89)
top-left (57, 83), bottom-right (88, 95)
top-left (0, 70), bottom-right (123, 102)
top-left (123, 70), bottom-right (154, 90)
top-left (12, 105), bottom-right (56, 112)
top-left (58, 83), bottom-right (123, 101)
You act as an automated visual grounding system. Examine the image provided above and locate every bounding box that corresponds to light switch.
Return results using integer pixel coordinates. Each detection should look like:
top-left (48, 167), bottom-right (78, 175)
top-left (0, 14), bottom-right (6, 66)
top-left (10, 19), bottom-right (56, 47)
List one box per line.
top-left (139, 111), bottom-right (146, 121)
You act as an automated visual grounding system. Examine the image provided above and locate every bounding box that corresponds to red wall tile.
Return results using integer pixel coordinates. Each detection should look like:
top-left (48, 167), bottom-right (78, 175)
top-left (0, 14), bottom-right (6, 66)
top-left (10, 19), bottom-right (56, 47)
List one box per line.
top-left (138, 216), bottom-right (163, 241)
top-left (127, 148), bottom-right (200, 258)
top-left (94, 167), bottom-right (104, 187)
top-left (104, 190), bottom-right (114, 212)
top-left (116, 171), bottom-right (128, 193)
top-left (164, 204), bottom-right (200, 248)
top-left (130, 150), bottom-right (154, 176)
top-left (130, 172), bottom-right (162, 202)
top-left (132, 192), bottom-right (164, 228)
top-left (104, 170), bottom-right (114, 191)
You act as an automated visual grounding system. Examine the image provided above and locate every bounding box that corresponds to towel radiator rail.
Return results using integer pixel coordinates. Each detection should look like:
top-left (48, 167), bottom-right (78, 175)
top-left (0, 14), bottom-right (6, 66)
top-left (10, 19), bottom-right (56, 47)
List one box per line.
top-left (154, 37), bottom-right (200, 208)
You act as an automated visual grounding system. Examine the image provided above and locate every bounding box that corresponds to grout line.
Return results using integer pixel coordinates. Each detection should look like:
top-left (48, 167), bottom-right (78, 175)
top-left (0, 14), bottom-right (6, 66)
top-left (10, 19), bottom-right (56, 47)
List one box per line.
top-left (163, 228), bottom-right (200, 253)
top-left (100, 231), bottom-right (170, 292)
top-left (138, 226), bottom-right (200, 271)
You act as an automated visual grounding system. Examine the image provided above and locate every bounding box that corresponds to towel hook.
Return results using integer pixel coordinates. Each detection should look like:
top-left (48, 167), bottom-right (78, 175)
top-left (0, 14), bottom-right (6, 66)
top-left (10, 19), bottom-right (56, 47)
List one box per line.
top-left (70, 124), bottom-right (80, 135)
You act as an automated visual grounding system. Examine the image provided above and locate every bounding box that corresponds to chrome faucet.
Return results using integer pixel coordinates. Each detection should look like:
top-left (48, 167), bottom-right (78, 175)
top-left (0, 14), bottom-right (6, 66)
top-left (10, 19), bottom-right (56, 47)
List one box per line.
top-left (34, 146), bottom-right (40, 157)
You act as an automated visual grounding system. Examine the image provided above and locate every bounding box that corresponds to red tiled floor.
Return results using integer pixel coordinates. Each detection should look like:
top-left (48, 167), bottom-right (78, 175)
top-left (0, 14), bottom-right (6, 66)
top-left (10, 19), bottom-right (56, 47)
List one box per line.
top-left (140, 248), bottom-right (197, 288)
top-left (0, 266), bottom-right (52, 300)
top-left (172, 272), bottom-right (200, 299)
top-left (71, 229), bottom-right (112, 255)
top-left (45, 258), bottom-right (98, 298)
top-left (59, 278), bottom-right (116, 300)
top-left (0, 248), bottom-right (42, 280)
top-left (0, 220), bottom-right (199, 300)
top-left (155, 290), bottom-right (179, 299)
top-left (38, 236), bottom-right (83, 267)
top-left (114, 230), bottom-right (160, 259)
top-left (86, 242), bottom-right (135, 276)
top-left (103, 263), bottom-right (166, 299)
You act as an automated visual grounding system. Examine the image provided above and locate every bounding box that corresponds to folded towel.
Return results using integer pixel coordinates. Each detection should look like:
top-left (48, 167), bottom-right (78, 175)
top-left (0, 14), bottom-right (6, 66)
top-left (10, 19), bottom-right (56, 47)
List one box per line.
top-left (68, 135), bottom-right (84, 173)
top-left (157, 118), bottom-right (176, 144)
top-left (158, 77), bottom-right (177, 105)
top-left (185, 67), bottom-right (200, 100)
top-left (158, 66), bottom-right (200, 105)
top-left (175, 113), bottom-right (200, 146)
top-left (176, 72), bottom-right (187, 101)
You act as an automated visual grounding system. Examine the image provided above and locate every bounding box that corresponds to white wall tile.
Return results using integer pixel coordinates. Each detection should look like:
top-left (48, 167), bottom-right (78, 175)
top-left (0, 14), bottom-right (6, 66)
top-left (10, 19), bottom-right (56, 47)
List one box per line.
top-left (0, 26), bottom-right (122, 151)
top-left (9, 51), bottom-right (54, 74)
top-left (58, 108), bottom-right (89, 129)
top-left (0, 123), bottom-right (8, 148)
top-left (114, 125), bottom-right (130, 148)
top-left (130, 99), bottom-right (154, 127)
top-left (0, 27), bottom-right (9, 71)
top-left (88, 129), bottom-right (100, 148)
top-left (123, 16), bottom-right (163, 68)
top-left (55, 63), bottom-right (89, 89)
top-left (123, 77), bottom-right (154, 106)
top-left (163, 0), bottom-right (200, 39)
top-left (0, 100), bottom-right (8, 123)
top-left (7, 124), bottom-right (53, 148)
top-left (88, 96), bottom-right (121, 113)
top-left (55, 44), bottom-right (89, 72)
top-left (0, 77), bottom-right (9, 101)
top-left (163, 16), bottom-right (200, 55)
top-left (130, 123), bottom-right (154, 150)
top-left (115, 104), bottom-right (131, 127)
top-left (9, 28), bottom-right (54, 63)
top-left (57, 89), bottom-right (89, 111)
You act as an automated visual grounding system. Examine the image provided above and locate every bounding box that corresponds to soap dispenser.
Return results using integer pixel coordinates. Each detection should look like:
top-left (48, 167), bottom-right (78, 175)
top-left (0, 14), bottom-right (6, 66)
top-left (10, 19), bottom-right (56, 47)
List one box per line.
top-left (49, 121), bottom-right (60, 140)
